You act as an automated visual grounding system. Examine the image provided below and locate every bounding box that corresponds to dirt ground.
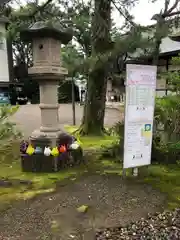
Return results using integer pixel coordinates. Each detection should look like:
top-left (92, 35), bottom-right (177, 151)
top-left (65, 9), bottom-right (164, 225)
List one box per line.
top-left (0, 174), bottom-right (166, 240)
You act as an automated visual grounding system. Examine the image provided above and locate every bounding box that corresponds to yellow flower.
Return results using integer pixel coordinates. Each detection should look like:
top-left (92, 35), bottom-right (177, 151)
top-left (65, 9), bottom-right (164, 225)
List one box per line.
top-left (26, 144), bottom-right (35, 155)
top-left (51, 147), bottom-right (59, 156)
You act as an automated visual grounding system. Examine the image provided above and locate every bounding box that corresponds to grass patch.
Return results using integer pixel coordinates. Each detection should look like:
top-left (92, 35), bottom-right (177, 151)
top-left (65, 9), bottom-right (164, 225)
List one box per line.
top-left (64, 125), bottom-right (117, 150)
top-left (141, 164), bottom-right (180, 209)
top-left (101, 159), bottom-right (122, 174)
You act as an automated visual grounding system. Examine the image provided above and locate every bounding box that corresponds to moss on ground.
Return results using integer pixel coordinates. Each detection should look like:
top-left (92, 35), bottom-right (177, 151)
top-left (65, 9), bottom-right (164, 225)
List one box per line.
top-left (0, 126), bottom-right (179, 211)
top-left (0, 143), bottom-right (84, 210)
top-left (101, 160), bottom-right (180, 209)
top-left (142, 164), bottom-right (180, 209)
top-left (0, 154), bottom-right (85, 210)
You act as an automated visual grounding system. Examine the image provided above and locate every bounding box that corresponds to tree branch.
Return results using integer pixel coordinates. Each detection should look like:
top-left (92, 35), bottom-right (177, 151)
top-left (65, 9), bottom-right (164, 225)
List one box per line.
top-left (165, 0), bottom-right (179, 15)
top-left (0, 0), bottom-right (11, 6)
top-left (164, 0), bottom-right (170, 12)
top-left (111, 0), bottom-right (136, 27)
top-left (20, 0), bottom-right (53, 20)
top-left (164, 10), bottom-right (180, 17)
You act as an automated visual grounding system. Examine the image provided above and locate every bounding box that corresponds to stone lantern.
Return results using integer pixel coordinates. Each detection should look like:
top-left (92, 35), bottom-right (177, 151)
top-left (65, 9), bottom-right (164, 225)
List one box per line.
top-left (20, 21), bottom-right (76, 172)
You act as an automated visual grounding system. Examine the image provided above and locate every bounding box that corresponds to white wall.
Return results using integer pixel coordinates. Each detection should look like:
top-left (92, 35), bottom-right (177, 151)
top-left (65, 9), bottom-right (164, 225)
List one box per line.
top-left (0, 23), bottom-right (9, 82)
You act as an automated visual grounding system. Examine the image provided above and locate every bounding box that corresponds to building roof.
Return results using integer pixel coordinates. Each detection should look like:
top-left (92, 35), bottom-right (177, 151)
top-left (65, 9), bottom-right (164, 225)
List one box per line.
top-left (169, 31), bottom-right (180, 42)
top-left (0, 17), bottom-right (9, 24)
top-left (160, 36), bottom-right (180, 53)
top-left (120, 17), bottom-right (180, 55)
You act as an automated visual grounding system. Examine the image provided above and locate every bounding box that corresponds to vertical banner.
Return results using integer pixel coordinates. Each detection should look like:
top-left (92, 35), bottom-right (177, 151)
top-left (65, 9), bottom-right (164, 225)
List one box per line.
top-left (123, 64), bottom-right (157, 169)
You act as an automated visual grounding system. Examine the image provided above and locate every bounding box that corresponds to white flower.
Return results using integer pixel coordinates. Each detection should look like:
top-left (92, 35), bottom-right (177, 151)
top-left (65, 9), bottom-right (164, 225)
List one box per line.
top-left (44, 146), bottom-right (51, 156)
top-left (70, 142), bottom-right (79, 150)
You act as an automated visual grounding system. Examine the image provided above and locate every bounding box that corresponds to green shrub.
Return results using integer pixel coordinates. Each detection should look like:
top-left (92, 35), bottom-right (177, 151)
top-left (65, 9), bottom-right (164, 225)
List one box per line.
top-left (152, 135), bottom-right (180, 164)
top-left (100, 139), bottom-right (122, 160)
top-left (0, 105), bottom-right (22, 153)
top-left (151, 136), bottom-right (169, 163)
top-left (154, 95), bottom-right (180, 142)
top-left (100, 121), bottom-right (124, 161)
top-left (152, 95), bottom-right (180, 163)
top-left (108, 121), bottom-right (124, 136)
top-left (168, 141), bottom-right (180, 162)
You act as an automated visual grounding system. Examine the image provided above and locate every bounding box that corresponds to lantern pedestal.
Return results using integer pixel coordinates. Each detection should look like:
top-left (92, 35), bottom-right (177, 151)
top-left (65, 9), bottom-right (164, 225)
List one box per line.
top-left (21, 155), bottom-right (58, 173)
top-left (26, 131), bottom-right (74, 172)
top-left (21, 152), bottom-right (69, 173)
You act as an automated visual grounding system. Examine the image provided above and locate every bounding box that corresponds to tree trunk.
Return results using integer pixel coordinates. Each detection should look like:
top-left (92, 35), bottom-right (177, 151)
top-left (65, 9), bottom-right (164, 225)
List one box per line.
top-left (153, 16), bottom-right (167, 65)
top-left (80, 0), bottom-right (111, 135)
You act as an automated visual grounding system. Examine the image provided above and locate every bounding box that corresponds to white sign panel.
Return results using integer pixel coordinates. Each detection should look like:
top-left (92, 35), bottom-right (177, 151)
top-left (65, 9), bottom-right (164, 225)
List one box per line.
top-left (0, 23), bottom-right (9, 82)
top-left (123, 64), bottom-right (157, 169)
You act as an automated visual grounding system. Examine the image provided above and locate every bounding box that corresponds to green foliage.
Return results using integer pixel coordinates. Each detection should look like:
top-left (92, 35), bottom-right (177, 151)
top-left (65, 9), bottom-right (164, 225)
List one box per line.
top-left (154, 95), bottom-right (180, 141)
top-left (0, 105), bottom-right (21, 152)
top-left (61, 44), bottom-right (85, 77)
top-left (152, 139), bottom-right (180, 164)
top-left (100, 139), bottom-right (121, 160)
top-left (59, 0), bottom-right (92, 56)
top-left (99, 121), bottom-right (124, 160)
top-left (108, 121), bottom-right (124, 136)
top-left (152, 94), bottom-right (180, 163)
top-left (167, 56), bottom-right (180, 92)
top-left (152, 135), bottom-right (169, 163)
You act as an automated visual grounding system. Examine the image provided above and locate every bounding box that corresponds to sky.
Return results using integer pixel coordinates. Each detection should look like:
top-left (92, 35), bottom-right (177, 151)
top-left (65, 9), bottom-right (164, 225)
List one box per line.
top-left (14, 0), bottom-right (165, 27)
top-left (113, 0), bottom-right (164, 27)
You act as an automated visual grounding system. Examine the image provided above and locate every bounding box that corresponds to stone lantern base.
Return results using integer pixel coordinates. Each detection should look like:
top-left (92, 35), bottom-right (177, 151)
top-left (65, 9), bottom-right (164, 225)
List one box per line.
top-left (21, 131), bottom-right (83, 172)
top-left (19, 73), bottom-right (84, 173)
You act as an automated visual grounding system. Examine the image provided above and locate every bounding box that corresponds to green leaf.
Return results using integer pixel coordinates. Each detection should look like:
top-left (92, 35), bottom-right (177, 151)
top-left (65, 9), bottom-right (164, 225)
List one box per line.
top-left (77, 205), bottom-right (89, 213)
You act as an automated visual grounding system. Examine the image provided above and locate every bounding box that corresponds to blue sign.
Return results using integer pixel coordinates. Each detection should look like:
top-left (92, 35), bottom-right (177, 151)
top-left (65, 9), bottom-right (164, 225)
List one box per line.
top-left (144, 124), bottom-right (151, 132)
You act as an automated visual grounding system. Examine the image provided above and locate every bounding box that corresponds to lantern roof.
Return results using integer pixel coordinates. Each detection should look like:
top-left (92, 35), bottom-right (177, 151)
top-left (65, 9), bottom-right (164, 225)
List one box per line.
top-left (20, 21), bottom-right (73, 45)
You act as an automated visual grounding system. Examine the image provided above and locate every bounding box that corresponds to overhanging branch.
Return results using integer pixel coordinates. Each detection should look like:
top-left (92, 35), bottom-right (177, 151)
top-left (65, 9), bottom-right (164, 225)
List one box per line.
top-left (20, 0), bottom-right (53, 20)
top-left (111, 0), bottom-right (136, 27)
top-left (165, 0), bottom-right (179, 16)
top-left (163, 10), bottom-right (180, 18)
top-left (164, 0), bottom-right (170, 12)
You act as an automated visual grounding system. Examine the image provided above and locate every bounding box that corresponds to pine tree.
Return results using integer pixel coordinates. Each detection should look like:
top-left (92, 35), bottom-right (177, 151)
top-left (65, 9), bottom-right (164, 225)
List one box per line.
top-left (79, 0), bottom-right (112, 135)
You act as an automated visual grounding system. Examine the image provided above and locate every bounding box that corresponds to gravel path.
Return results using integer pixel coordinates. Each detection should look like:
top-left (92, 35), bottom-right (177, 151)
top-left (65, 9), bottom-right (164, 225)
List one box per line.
top-left (96, 209), bottom-right (180, 239)
top-left (0, 175), bottom-right (166, 240)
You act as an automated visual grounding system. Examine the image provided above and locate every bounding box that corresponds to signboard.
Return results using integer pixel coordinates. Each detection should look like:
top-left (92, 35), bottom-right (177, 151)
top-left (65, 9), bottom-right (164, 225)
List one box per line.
top-left (123, 64), bottom-right (157, 169)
